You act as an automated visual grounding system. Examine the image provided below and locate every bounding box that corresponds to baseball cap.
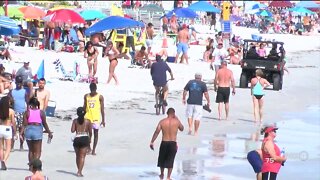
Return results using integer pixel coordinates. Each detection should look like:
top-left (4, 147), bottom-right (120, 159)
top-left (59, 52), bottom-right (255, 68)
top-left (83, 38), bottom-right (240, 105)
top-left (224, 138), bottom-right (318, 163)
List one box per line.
top-left (264, 126), bottom-right (278, 133)
top-left (15, 75), bottom-right (23, 83)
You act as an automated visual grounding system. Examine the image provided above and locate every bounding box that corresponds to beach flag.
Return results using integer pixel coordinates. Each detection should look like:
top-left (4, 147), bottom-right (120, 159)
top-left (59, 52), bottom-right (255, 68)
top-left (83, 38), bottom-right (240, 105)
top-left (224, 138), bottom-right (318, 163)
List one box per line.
top-left (36, 59), bottom-right (45, 79)
top-left (111, 4), bottom-right (124, 17)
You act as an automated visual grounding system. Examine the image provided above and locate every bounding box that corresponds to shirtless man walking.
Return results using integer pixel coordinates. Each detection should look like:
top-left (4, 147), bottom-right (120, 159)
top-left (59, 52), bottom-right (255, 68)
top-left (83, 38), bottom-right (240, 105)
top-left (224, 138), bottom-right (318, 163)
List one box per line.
top-left (214, 61), bottom-right (236, 120)
top-left (146, 23), bottom-right (154, 55)
top-left (83, 83), bottom-right (105, 155)
top-left (150, 108), bottom-right (184, 180)
top-left (174, 24), bottom-right (190, 64)
top-left (33, 78), bottom-right (50, 111)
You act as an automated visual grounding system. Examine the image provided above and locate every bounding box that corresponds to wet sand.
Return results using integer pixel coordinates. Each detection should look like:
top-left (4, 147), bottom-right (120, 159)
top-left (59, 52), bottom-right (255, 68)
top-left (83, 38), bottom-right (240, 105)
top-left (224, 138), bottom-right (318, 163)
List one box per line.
top-left (1, 49), bottom-right (320, 179)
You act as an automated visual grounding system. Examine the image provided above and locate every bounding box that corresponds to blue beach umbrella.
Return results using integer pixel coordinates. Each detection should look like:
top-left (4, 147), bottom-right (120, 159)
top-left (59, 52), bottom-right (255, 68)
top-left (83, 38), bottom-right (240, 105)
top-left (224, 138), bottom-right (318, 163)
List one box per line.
top-left (295, 1), bottom-right (320, 8)
top-left (0, 16), bottom-right (20, 36)
top-left (256, 10), bottom-right (273, 17)
top-left (252, 3), bottom-right (268, 10)
top-left (288, 7), bottom-right (315, 15)
top-left (188, 1), bottom-right (221, 13)
top-left (36, 59), bottom-right (45, 80)
top-left (162, 8), bottom-right (198, 19)
top-left (80, 9), bottom-right (107, 21)
top-left (85, 16), bottom-right (144, 36)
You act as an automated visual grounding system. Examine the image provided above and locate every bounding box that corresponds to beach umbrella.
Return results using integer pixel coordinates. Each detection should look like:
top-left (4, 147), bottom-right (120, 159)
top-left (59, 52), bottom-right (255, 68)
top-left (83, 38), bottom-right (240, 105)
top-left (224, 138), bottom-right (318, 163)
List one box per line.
top-left (295, 1), bottom-right (320, 8)
top-left (80, 10), bottom-right (107, 21)
top-left (0, 6), bottom-right (24, 19)
top-left (188, 1), bottom-right (221, 13)
top-left (162, 8), bottom-right (198, 19)
top-left (42, 9), bottom-right (85, 24)
top-left (256, 10), bottom-right (273, 17)
top-left (251, 3), bottom-right (267, 10)
top-left (0, 16), bottom-right (20, 36)
top-left (269, 1), bottom-right (293, 8)
top-left (139, 4), bottom-right (164, 12)
top-left (85, 16), bottom-right (145, 36)
top-left (288, 7), bottom-right (315, 15)
top-left (36, 59), bottom-right (45, 80)
top-left (19, 6), bottom-right (46, 19)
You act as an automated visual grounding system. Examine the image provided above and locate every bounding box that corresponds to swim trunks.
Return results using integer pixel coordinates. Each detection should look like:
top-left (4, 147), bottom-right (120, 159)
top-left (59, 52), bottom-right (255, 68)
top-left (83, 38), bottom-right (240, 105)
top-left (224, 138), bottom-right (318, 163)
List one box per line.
top-left (157, 141), bottom-right (177, 168)
top-left (177, 42), bottom-right (188, 54)
top-left (247, 150), bottom-right (262, 173)
top-left (216, 87), bottom-right (230, 103)
top-left (15, 112), bottom-right (24, 128)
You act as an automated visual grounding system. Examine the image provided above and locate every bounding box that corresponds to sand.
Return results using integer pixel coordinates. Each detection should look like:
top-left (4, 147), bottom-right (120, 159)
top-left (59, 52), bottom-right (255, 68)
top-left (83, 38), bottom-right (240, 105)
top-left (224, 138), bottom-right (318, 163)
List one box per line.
top-left (1, 26), bottom-right (320, 180)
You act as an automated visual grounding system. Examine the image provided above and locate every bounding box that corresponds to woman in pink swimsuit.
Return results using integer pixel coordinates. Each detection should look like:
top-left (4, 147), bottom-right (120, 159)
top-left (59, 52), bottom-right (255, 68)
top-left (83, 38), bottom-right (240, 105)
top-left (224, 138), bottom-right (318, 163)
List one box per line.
top-left (21, 97), bottom-right (53, 166)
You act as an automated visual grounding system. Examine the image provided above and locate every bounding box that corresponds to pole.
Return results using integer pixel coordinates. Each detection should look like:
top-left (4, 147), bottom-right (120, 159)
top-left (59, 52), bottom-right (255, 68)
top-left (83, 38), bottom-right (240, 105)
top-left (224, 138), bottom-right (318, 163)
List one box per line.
top-left (4, 0), bottom-right (8, 16)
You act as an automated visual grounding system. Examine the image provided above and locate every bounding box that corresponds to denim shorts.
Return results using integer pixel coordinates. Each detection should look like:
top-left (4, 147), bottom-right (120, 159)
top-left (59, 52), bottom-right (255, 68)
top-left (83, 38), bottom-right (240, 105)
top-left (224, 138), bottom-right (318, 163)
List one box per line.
top-left (25, 125), bottom-right (43, 141)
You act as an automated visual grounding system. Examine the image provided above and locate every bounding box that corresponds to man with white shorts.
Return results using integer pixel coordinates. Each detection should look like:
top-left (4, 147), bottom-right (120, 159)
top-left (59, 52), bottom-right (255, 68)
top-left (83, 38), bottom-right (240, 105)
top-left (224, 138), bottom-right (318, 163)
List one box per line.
top-left (182, 73), bottom-right (210, 136)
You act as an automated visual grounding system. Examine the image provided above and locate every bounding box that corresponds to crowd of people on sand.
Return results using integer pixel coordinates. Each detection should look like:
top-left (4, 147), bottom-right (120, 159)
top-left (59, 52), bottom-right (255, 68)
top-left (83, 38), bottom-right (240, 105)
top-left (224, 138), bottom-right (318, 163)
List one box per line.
top-left (2, 1), bottom-right (317, 179)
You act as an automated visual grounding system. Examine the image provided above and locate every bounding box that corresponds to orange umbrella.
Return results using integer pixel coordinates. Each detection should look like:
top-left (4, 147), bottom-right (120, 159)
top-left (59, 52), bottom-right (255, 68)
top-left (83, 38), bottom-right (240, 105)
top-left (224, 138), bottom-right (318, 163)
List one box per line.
top-left (19, 6), bottom-right (46, 19)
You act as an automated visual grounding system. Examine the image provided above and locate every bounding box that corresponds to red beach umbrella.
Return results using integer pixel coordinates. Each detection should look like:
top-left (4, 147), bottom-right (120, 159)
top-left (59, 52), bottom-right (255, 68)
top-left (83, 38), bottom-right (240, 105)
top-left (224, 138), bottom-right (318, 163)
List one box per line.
top-left (19, 6), bottom-right (46, 19)
top-left (269, 1), bottom-right (293, 8)
top-left (43, 9), bottom-right (85, 24)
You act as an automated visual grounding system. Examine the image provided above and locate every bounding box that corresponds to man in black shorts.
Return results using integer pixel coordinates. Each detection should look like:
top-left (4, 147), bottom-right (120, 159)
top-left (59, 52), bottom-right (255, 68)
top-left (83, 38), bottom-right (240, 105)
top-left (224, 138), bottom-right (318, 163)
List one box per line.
top-left (214, 61), bottom-right (235, 120)
top-left (150, 108), bottom-right (184, 180)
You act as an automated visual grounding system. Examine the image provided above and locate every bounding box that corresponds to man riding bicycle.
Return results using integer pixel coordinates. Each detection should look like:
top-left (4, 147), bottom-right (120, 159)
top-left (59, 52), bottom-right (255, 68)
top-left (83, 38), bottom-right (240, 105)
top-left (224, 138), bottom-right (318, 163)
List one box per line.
top-left (150, 54), bottom-right (174, 107)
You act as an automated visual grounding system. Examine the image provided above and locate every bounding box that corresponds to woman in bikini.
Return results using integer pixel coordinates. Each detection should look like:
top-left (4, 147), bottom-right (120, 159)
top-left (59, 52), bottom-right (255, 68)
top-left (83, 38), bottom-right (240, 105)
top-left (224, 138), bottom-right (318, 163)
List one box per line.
top-left (0, 96), bottom-right (16, 170)
top-left (21, 97), bottom-right (53, 166)
top-left (104, 41), bottom-right (120, 85)
top-left (71, 107), bottom-right (92, 177)
top-left (84, 41), bottom-right (99, 79)
top-left (250, 69), bottom-right (270, 123)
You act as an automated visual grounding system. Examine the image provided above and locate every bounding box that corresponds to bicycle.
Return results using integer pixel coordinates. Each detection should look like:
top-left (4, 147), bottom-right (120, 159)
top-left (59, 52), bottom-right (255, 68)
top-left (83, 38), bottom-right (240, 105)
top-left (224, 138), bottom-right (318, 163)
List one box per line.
top-left (154, 79), bottom-right (173, 115)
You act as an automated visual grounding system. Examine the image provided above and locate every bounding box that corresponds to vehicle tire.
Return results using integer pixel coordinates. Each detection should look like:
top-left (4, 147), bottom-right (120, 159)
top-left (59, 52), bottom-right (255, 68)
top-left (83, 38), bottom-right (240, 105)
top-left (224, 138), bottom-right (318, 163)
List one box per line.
top-left (240, 73), bottom-right (248, 88)
top-left (273, 74), bottom-right (281, 91)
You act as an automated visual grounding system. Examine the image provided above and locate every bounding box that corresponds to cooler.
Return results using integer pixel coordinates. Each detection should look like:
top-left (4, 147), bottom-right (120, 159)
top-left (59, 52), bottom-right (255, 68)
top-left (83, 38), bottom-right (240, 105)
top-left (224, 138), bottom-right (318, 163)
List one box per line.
top-left (46, 100), bottom-right (56, 117)
top-left (251, 34), bottom-right (262, 41)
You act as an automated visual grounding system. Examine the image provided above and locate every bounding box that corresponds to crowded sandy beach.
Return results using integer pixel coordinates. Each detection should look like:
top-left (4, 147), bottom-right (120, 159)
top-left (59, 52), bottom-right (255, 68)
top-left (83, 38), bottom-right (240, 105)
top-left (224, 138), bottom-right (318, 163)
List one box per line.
top-left (0, 1), bottom-right (320, 180)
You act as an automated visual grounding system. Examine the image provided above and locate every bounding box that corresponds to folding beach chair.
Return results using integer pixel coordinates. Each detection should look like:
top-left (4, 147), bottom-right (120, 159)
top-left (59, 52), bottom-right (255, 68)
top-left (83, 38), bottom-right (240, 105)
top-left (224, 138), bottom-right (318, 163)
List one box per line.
top-left (53, 59), bottom-right (74, 81)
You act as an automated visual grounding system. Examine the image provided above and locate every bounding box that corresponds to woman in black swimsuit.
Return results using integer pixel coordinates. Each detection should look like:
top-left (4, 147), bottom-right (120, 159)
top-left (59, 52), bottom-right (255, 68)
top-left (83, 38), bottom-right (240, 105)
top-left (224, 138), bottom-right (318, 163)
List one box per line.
top-left (84, 41), bottom-right (99, 78)
top-left (104, 41), bottom-right (120, 85)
